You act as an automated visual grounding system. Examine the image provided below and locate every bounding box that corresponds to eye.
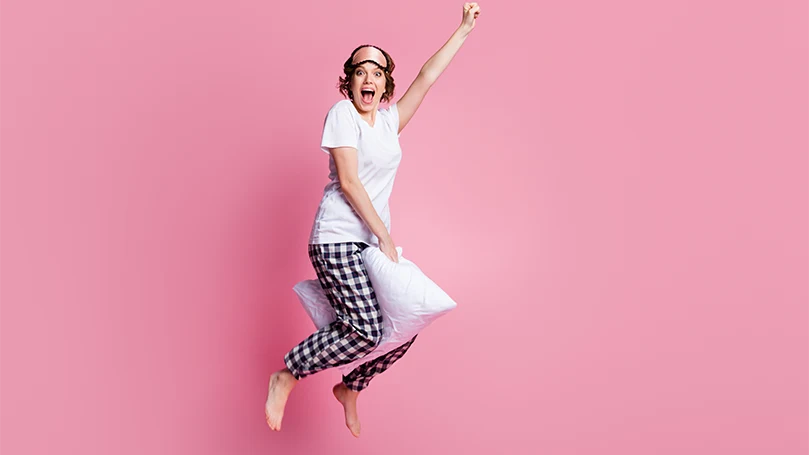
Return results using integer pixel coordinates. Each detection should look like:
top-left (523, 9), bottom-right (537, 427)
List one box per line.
top-left (375, 71), bottom-right (382, 77)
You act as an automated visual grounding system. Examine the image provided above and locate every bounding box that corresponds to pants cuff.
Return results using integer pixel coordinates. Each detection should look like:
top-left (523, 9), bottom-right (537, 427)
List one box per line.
top-left (284, 354), bottom-right (304, 380)
top-left (342, 375), bottom-right (369, 392)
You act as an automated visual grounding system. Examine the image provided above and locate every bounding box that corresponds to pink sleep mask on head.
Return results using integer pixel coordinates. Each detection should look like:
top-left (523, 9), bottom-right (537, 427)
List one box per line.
top-left (351, 45), bottom-right (389, 71)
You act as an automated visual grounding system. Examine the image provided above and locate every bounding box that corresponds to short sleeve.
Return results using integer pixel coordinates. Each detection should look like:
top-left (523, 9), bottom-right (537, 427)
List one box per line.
top-left (320, 101), bottom-right (360, 154)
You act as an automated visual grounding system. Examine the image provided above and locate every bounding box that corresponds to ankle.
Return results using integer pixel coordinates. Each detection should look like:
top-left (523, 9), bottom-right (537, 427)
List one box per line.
top-left (343, 386), bottom-right (360, 397)
top-left (277, 369), bottom-right (298, 385)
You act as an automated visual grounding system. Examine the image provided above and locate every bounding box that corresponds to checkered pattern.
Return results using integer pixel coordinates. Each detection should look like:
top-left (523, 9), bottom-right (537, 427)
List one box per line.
top-left (286, 242), bottom-right (415, 390)
top-left (343, 334), bottom-right (418, 391)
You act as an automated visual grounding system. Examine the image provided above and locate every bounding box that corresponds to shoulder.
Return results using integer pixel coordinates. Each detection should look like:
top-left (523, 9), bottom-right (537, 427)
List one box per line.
top-left (323, 100), bottom-right (359, 127)
top-left (379, 101), bottom-right (397, 116)
top-left (329, 99), bottom-right (355, 114)
top-left (379, 102), bottom-right (399, 130)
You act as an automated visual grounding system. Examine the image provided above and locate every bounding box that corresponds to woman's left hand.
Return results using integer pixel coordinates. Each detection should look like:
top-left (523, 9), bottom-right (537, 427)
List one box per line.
top-left (461, 3), bottom-right (481, 31)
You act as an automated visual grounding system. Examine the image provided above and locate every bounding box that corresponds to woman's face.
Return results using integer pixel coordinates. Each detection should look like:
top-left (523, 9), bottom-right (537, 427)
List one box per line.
top-left (350, 62), bottom-right (386, 111)
top-left (349, 46), bottom-right (388, 112)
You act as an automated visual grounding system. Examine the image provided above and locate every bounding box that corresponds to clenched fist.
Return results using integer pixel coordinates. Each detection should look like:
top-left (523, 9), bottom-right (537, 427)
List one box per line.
top-left (461, 3), bottom-right (481, 30)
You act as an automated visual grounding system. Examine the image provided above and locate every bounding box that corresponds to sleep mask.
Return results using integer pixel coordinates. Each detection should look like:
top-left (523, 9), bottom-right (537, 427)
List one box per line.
top-left (350, 45), bottom-right (389, 72)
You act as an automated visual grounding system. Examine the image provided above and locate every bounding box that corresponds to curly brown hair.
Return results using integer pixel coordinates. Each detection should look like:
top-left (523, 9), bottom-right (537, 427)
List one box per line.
top-left (338, 44), bottom-right (396, 103)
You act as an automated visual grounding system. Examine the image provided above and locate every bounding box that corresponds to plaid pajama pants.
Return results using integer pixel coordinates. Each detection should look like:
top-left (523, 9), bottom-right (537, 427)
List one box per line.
top-left (284, 242), bottom-right (417, 391)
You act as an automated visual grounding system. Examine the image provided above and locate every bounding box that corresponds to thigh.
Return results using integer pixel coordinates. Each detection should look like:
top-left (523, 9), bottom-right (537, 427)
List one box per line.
top-left (308, 242), bottom-right (383, 340)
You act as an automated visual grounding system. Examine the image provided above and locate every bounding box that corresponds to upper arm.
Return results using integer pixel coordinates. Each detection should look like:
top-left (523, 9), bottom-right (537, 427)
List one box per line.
top-left (320, 102), bottom-right (361, 186)
top-left (328, 147), bottom-right (360, 186)
top-left (395, 73), bottom-right (434, 135)
top-left (320, 101), bottom-right (360, 154)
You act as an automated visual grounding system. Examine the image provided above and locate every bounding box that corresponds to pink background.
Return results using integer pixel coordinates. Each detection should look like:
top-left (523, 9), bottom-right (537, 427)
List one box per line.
top-left (2, 0), bottom-right (807, 453)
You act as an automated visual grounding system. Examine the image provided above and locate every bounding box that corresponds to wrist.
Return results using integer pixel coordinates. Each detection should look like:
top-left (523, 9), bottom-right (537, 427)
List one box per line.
top-left (457, 24), bottom-right (473, 36)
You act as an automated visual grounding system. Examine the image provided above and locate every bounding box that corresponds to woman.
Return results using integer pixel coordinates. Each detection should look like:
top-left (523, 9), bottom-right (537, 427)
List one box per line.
top-left (265, 2), bottom-right (481, 437)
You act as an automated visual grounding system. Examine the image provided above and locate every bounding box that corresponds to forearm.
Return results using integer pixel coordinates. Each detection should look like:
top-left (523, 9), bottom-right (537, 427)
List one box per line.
top-left (420, 25), bottom-right (473, 83)
top-left (341, 181), bottom-right (390, 242)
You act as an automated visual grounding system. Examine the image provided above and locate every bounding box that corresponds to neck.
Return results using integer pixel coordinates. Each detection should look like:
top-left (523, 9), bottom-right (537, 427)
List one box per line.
top-left (352, 100), bottom-right (378, 125)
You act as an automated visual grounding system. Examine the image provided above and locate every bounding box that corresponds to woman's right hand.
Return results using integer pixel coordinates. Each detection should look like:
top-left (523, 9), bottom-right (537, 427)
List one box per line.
top-left (379, 235), bottom-right (399, 263)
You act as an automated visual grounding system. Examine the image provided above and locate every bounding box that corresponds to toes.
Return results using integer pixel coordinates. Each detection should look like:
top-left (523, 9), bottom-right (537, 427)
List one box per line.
top-left (265, 412), bottom-right (283, 431)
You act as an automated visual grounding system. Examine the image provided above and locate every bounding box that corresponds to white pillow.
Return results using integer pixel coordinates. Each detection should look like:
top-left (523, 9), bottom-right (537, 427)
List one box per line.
top-left (292, 246), bottom-right (457, 375)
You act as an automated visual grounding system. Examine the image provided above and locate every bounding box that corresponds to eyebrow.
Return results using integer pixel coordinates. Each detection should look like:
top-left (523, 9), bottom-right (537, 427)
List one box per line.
top-left (353, 62), bottom-right (384, 71)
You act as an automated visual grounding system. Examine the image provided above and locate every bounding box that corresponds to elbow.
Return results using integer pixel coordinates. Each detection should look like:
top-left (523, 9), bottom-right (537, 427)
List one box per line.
top-left (338, 176), bottom-right (361, 193)
top-left (418, 70), bottom-right (439, 86)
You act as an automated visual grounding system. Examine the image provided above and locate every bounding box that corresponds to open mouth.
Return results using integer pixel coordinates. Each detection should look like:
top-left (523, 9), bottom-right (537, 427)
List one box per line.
top-left (360, 88), bottom-right (375, 104)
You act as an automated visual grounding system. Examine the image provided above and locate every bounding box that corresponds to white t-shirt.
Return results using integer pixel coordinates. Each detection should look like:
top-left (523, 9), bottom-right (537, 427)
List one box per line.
top-left (309, 99), bottom-right (402, 246)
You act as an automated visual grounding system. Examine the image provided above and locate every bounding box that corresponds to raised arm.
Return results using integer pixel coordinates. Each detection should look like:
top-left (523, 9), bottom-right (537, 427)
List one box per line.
top-left (396, 3), bottom-right (481, 134)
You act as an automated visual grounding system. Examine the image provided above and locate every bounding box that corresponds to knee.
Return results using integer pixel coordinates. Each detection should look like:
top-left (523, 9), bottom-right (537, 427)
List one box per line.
top-left (346, 321), bottom-right (382, 351)
top-left (360, 317), bottom-right (384, 349)
top-left (370, 332), bottom-right (383, 348)
top-left (361, 330), bottom-right (383, 350)
top-left (358, 330), bottom-right (382, 350)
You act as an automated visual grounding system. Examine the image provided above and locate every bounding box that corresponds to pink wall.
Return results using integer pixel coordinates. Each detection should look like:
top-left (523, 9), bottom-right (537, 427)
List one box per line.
top-left (2, 0), bottom-right (807, 453)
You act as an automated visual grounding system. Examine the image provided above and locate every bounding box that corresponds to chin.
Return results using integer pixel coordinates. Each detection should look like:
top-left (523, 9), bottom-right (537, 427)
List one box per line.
top-left (355, 98), bottom-right (378, 110)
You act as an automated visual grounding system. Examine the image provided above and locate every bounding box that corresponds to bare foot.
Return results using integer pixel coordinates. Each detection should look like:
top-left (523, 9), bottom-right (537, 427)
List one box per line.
top-left (332, 383), bottom-right (362, 437)
top-left (265, 369), bottom-right (298, 431)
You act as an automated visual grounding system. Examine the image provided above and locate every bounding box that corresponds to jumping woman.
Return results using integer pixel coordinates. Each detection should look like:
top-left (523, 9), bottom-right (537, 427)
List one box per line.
top-left (265, 2), bottom-right (482, 438)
